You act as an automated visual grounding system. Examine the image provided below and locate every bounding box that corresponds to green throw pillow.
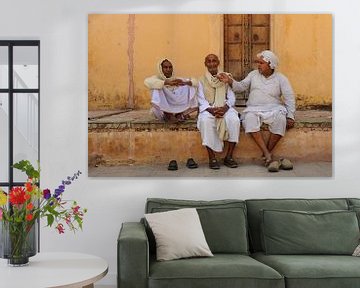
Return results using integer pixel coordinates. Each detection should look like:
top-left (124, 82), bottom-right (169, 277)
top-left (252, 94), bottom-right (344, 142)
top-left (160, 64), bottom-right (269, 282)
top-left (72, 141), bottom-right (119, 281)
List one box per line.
top-left (261, 209), bottom-right (360, 255)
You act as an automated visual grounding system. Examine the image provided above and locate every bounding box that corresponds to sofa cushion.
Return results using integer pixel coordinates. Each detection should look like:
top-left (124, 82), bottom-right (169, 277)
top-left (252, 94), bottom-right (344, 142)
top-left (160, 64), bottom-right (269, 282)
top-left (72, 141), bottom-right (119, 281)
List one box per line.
top-left (145, 208), bottom-right (213, 261)
top-left (349, 205), bottom-right (360, 228)
top-left (246, 198), bottom-right (349, 252)
top-left (347, 198), bottom-right (360, 207)
top-left (149, 254), bottom-right (284, 288)
top-left (252, 252), bottom-right (360, 288)
top-left (261, 209), bottom-right (359, 255)
top-left (146, 198), bottom-right (249, 254)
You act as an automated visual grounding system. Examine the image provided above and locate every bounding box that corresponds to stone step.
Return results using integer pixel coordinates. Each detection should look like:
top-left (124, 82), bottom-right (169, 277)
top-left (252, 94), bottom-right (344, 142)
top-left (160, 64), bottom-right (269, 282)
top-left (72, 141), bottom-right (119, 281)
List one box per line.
top-left (88, 109), bottom-right (332, 166)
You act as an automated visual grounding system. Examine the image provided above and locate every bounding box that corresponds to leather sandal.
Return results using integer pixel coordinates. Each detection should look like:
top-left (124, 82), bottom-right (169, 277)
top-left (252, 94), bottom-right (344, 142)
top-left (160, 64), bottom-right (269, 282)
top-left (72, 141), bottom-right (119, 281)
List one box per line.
top-left (186, 158), bottom-right (198, 169)
top-left (267, 160), bottom-right (280, 172)
top-left (209, 158), bottom-right (220, 170)
top-left (280, 158), bottom-right (293, 170)
top-left (224, 157), bottom-right (238, 168)
top-left (167, 160), bottom-right (178, 171)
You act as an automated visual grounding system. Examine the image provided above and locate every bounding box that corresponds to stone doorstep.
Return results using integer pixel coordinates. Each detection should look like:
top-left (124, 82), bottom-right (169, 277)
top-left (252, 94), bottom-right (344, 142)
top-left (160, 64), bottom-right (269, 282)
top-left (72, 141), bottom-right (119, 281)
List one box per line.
top-left (88, 109), bottom-right (332, 166)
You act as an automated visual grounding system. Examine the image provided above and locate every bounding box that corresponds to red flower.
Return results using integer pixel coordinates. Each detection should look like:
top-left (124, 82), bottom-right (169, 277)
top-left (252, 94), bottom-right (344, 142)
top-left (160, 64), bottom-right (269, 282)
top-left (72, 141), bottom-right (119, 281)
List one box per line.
top-left (9, 187), bottom-right (26, 205)
top-left (72, 205), bottom-right (80, 214)
top-left (25, 182), bottom-right (33, 192)
top-left (24, 193), bottom-right (31, 200)
top-left (65, 214), bottom-right (71, 225)
top-left (56, 223), bottom-right (65, 234)
top-left (26, 214), bottom-right (33, 221)
top-left (26, 203), bottom-right (34, 210)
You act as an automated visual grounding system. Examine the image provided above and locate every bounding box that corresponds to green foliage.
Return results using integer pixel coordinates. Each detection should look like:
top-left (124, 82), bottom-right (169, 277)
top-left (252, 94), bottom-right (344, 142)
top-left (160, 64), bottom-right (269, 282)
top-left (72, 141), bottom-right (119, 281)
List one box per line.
top-left (12, 160), bottom-right (40, 180)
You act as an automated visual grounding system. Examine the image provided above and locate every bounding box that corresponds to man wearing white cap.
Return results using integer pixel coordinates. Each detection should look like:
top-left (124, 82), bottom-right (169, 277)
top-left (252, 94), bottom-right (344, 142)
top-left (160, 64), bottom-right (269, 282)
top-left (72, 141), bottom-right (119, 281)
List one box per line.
top-left (218, 50), bottom-right (296, 172)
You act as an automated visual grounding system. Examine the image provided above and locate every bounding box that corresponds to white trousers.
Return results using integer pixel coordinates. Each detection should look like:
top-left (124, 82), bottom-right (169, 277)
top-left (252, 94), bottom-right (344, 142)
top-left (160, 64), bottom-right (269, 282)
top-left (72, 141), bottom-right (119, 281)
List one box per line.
top-left (197, 108), bottom-right (240, 152)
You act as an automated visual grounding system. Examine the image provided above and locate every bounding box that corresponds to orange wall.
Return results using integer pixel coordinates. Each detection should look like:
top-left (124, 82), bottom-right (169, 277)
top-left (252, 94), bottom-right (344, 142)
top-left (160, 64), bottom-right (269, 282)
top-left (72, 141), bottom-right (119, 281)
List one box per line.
top-left (272, 14), bottom-right (332, 107)
top-left (88, 15), bottom-right (129, 110)
top-left (88, 14), bottom-right (332, 110)
top-left (88, 14), bottom-right (223, 110)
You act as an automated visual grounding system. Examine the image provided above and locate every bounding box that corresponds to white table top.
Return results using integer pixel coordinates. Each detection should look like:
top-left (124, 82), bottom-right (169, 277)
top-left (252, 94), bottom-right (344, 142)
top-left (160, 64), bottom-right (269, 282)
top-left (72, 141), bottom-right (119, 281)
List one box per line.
top-left (0, 252), bottom-right (108, 288)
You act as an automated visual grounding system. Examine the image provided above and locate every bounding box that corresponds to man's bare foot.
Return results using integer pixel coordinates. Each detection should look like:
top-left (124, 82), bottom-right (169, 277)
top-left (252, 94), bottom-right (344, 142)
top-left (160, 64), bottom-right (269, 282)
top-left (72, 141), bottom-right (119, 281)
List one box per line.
top-left (175, 113), bottom-right (186, 122)
top-left (262, 153), bottom-right (272, 167)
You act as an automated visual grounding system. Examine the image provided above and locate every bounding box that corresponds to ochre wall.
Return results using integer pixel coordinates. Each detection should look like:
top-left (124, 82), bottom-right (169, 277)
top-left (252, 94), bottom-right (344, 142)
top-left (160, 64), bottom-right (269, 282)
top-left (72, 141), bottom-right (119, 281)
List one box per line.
top-left (272, 14), bottom-right (332, 108)
top-left (88, 14), bottom-right (332, 111)
top-left (88, 14), bottom-right (223, 110)
top-left (88, 15), bottom-right (129, 110)
top-left (133, 14), bottom-right (223, 109)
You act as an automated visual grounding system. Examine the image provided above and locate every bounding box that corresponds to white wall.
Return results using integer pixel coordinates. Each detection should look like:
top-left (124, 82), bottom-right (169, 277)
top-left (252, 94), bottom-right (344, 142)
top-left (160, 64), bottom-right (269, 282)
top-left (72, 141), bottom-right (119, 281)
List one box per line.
top-left (1, 0), bottom-right (360, 286)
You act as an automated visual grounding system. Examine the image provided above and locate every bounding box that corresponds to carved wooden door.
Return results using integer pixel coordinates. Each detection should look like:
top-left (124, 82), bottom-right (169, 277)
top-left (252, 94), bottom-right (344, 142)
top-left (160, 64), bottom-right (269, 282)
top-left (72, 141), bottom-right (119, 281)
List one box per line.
top-left (224, 14), bottom-right (270, 106)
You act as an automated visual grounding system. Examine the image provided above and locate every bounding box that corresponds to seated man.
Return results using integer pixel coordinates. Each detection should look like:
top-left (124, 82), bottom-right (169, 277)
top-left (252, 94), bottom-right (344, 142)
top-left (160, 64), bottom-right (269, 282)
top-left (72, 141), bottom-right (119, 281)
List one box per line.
top-left (218, 50), bottom-right (296, 172)
top-left (197, 54), bottom-right (240, 169)
top-left (144, 58), bottom-right (198, 122)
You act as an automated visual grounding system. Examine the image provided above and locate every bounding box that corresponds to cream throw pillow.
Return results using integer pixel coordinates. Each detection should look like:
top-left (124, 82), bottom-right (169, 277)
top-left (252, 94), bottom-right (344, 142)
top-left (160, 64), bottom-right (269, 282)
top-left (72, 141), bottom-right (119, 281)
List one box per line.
top-left (353, 244), bottom-right (360, 256)
top-left (145, 208), bottom-right (213, 261)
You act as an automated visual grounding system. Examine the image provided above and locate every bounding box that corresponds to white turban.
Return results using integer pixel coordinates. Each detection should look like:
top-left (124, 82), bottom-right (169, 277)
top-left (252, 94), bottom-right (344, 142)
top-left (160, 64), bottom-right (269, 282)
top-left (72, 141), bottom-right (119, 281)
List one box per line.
top-left (257, 50), bottom-right (279, 69)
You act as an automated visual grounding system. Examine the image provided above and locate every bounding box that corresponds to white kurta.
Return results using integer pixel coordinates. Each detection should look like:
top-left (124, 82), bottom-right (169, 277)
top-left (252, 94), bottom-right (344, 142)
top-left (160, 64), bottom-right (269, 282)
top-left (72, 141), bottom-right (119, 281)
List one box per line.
top-left (232, 70), bottom-right (296, 120)
top-left (197, 82), bottom-right (240, 152)
top-left (144, 75), bottom-right (198, 119)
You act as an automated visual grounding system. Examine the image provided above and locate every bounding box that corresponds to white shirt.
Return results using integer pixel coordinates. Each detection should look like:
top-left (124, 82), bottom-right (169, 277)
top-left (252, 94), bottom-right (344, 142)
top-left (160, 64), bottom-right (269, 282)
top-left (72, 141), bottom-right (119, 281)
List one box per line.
top-left (232, 70), bottom-right (296, 119)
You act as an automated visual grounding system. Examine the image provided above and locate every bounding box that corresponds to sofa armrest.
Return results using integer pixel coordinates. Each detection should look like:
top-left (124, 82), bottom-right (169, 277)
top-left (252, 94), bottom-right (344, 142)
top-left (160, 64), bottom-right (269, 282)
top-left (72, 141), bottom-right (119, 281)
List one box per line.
top-left (118, 222), bottom-right (149, 288)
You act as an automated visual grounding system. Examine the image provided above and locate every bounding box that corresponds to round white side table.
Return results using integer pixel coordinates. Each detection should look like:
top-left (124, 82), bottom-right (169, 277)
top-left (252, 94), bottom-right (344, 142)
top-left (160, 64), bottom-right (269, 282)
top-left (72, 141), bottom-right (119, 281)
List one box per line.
top-left (0, 252), bottom-right (108, 288)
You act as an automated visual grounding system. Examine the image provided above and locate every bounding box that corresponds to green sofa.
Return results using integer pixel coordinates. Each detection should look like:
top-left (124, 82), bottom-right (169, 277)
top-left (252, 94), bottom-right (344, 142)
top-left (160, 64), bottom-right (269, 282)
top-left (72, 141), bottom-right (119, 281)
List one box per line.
top-left (118, 198), bottom-right (360, 288)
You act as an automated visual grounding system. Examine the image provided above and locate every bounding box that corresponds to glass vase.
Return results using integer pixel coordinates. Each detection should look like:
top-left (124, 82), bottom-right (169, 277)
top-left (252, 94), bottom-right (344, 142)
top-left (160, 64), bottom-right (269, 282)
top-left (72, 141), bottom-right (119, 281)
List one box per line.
top-left (0, 220), bottom-right (37, 266)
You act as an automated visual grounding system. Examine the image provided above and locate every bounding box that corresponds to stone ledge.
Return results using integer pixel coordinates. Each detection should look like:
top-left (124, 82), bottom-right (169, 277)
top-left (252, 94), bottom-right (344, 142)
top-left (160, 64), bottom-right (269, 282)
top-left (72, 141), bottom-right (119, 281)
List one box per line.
top-left (88, 109), bottom-right (332, 131)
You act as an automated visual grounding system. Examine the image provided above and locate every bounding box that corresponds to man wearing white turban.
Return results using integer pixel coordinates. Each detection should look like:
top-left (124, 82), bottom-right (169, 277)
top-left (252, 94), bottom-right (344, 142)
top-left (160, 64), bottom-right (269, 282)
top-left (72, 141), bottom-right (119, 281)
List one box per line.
top-left (218, 50), bottom-right (296, 172)
top-left (144, 58), bottom-right (198, 122)
top-left (197, 54), bottom-right (240, 169)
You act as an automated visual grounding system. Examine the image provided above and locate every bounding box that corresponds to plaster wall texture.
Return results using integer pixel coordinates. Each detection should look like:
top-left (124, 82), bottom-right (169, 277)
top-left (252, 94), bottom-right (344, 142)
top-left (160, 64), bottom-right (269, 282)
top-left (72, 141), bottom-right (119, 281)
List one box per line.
top-left (0, 0), bottom-right (359, 286)
top-left (88, 14), bottom-right (332, 110)
top-left (88, 129), bottom-right (332, 165)
top-left (272, 14), bottom-right (332, 107)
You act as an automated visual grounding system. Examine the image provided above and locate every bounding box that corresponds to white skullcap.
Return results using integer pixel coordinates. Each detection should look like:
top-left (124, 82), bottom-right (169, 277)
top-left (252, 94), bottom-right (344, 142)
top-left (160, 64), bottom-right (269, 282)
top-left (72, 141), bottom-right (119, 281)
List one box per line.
top-left (257, 50), bottom-right (279, 69)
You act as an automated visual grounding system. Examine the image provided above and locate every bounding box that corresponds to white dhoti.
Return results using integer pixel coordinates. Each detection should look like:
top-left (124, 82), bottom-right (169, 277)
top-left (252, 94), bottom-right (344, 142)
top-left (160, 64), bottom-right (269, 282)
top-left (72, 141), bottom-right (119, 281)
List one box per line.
top-left (242, 108), bottom-right (287, 136)
top-left (150, 85), bottom-right (198, 120)
top-left (197, 108), bottom-right (240, 152)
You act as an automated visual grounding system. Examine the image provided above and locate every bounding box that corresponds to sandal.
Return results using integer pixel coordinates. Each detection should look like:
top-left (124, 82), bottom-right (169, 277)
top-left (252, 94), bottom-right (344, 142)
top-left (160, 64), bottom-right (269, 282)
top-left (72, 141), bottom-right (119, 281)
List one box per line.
top-left (267, 160), bottom-right (280, 172)
top-left (167, 160), bottom-right (178, 171)
top-left (186, 158), bottom-right (198, 169)
top-left (224, 157), bottom-right (238, 168)
top-left (280, 158), bottom-right (293, 170)
top-left (209, 158), bottom-right (220, 170)
top-left (175, 113), bottom-right (186, 123)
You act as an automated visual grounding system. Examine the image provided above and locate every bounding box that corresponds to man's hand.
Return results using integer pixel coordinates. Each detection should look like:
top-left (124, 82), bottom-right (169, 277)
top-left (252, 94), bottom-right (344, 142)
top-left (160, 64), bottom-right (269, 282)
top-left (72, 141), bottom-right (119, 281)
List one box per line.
top-left (178, 79), bottom-right (192, 86)
top-left (217, 73), bottom-right (233, 85)
top-left (164, 78), bottom-right (185, 86)
top-left (206, 105), bottom-right (229, 118)
top-left (214, 105), bottom-right (229, 118)
top-left (206, 107), bottom-right (217, 116)
top-left (286, 118), bottom-right (295, 129)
